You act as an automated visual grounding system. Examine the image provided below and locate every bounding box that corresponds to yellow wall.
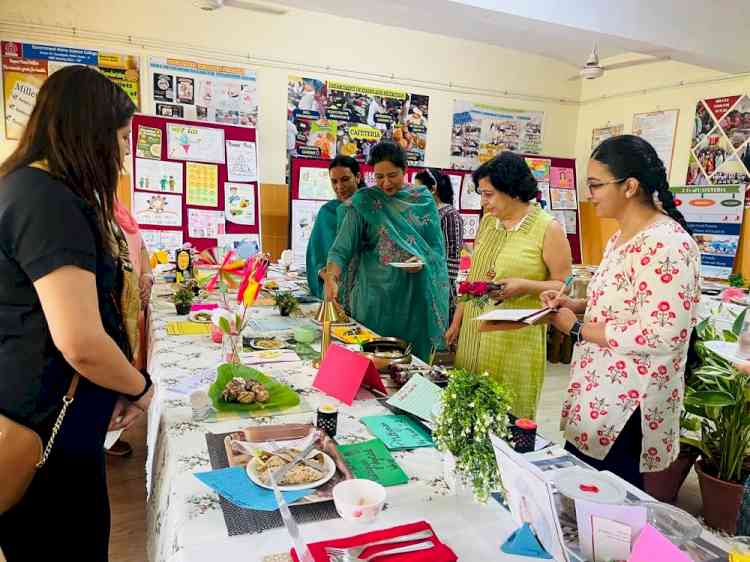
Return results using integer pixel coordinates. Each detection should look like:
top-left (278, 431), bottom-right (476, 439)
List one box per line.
top-left (0, 0), bottom-right (582, 182)
top-left (574, 57), bottom-right (750, 277)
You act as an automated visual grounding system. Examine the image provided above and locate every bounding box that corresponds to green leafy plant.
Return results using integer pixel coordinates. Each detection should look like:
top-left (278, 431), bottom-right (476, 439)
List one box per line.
top-left (728, 273), bottom-right (746, 288)
top-left (173, 286), bottom-right (194, 306)
top-left (273, 291), bottom-right (299, 315)
top-left (433, 369), bottom-right (512, 502)
top-left (682, 307), bottom-right (750, 483)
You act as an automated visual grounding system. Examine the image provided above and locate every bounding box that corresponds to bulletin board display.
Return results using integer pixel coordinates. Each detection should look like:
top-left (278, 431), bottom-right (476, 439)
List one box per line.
top-left (288, 156), bottom-right (581, 266)
top-left (129, 114), bottom-right (260, 253)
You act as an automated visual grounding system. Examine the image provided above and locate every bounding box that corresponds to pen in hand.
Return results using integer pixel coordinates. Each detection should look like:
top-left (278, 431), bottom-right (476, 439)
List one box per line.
top-left (550, 275), bottom-right (574, 310)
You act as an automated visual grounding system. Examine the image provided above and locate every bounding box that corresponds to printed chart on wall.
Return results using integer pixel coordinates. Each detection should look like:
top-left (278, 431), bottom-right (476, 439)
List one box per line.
top-left (130, 114), bottom-right (260, 252)
top-left (287, 76), bottom-right (429, 166)
top-left (2, 41), bottom-right (140, 140)
top-left (671, 184), bottom-right (746, 278)
top-left (687, 94), bottom-right (750, 209)
top-left (451, 101), bottom-right (544, 169)
top-left (632, 109), bottom-right (679, 176)
top-left (591, 124), bottom-right (623, 151)
top-left (149, 57), bottom-right (257, 125)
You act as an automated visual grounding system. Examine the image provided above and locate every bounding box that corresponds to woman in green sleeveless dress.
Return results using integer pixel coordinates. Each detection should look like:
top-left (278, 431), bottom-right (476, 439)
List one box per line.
top-left (446, 152), bottom-right (572, 419)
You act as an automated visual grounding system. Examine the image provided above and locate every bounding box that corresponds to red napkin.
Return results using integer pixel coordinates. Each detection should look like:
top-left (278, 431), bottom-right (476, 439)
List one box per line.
top-left (291, 521), bottom-right (457, 562)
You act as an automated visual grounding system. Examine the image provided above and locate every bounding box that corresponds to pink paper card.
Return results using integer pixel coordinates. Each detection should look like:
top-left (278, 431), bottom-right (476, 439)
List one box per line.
top-left (628, 524), bottom-right (691, 562)
top-left (312, 344), bottom-right (387, 405)
top-left (191, 303), bottom-right (219, 311)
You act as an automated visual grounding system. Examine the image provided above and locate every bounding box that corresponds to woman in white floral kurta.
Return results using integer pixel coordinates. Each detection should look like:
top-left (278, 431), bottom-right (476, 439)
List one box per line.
top-left (543, 135), bottom-right (701, 488)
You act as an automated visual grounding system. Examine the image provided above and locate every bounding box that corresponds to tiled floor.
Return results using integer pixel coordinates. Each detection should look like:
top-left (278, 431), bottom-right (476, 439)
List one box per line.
top-left (538, 361), bottom-right (703, 517)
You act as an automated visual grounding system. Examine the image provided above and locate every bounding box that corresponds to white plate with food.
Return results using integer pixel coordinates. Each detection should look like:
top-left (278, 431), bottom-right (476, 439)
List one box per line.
top-left (189, 310), bottom-right (213, 324)
top-left (388, 261), bottom-right (424, 269)
top-left (246, 448), bottom-right (337, 491)
top-left (246, 337), bottom-right (286, 351)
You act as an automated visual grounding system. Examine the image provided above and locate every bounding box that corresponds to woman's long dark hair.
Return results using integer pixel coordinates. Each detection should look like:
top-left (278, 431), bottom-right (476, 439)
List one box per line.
top-left (591, 135), bottom-right (692, 235)
top-left (0, 65), bottom-right (136, 243)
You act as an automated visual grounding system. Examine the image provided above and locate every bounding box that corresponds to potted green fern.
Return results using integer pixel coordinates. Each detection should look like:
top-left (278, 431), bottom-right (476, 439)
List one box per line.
top-left (173, 286), bottom-right (194, 315)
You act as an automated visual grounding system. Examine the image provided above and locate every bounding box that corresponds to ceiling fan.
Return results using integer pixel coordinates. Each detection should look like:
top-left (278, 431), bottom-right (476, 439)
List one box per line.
top-left (192, 0), bottom-right (288, 15)
top-left (569, 43), bottom-right (671, 81)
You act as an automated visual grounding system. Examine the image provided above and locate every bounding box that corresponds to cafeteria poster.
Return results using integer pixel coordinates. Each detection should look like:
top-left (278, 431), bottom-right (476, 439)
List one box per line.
top-left (670, 184), bottom-right (746, 278)
top-left (150, 57), bottom-right (257, 126)
top-left (287, 76), bottom-right (429, 165)
top-left (450, 100), bottom-right (544, 169)
top-left (687, 94), bottom-right (750, 209)
top-left (2, 41), bottom-right (140, 140)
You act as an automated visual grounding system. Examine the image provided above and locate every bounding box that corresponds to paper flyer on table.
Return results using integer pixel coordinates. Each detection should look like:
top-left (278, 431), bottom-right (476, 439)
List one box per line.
top-left (135, 158), bottom-right (183, 193)
top-left (135, 125), bottom-right (162, 159)
top-left (574, 497), bottom-right (647, 562)
top-left (386, 374), bottom-right (443, 422)
top-left (670, 184), bottom-right (746, 278)
top-left (186, 162), bottom-right (219, 207)
top-left (188, 209), bottom-right (225, 238)
top-left (224, 182), bottom-right (255, 225)
top-left (226, 140), bottom-right (257, 182)
top-left (141, 229), bottom-right (183, 253)
top-left (490, 434), bottom-right (568, 562)
top-left (166, 122), bottom-right (226, 164)
top-left (298, 166), bottom-right (335, 200)
top-left (133, 192), bottom-right (182, 227)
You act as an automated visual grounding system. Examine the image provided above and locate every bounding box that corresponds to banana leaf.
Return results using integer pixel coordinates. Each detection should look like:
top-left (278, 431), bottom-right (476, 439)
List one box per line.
top-left (208, 363), bottom-right (300, 413)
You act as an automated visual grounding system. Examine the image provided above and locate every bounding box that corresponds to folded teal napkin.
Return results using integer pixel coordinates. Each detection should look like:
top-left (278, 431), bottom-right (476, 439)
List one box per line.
top-left (500, 523), bottom-right (553, 559)
top-left (194, 466), bottom-right (312, 511)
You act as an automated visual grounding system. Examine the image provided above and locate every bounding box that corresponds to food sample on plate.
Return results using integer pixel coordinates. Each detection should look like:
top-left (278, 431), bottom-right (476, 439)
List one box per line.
top-left (252, 448), bottom-right (326, 485)
top-left (331, 325), bottom-right (377, 344)
top-left (191, 311), bottom-right (212, 322)
top-left (221, 377), bottom-right (270, 404)
top-left (252, 338), bottom-right (284, 350)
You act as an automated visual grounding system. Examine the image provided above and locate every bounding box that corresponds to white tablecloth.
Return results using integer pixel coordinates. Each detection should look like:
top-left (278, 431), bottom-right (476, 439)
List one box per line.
top-left (144, 289), bottom-right (739, 562)
top-left (144, 292), bottom-right (529, 562)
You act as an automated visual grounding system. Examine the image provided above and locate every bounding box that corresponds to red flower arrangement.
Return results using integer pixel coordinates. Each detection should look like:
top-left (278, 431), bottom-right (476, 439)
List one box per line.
top-left (457, 281), bottom-right (505, 304)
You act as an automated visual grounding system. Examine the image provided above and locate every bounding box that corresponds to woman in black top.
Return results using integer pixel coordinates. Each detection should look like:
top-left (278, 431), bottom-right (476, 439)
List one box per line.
top-left (414, 168), bottom-right (464, 323)
top-left (0, 66), bottom-right (153, 561)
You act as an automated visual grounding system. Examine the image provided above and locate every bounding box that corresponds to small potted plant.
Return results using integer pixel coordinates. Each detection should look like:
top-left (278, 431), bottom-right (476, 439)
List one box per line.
top-left (433, 369), bottom-right (513, 502)
top-left (274, 291), bottom-right (299, 317)
top-left (684, 306), bottom-right (750, 533)
top-left (173, 286), bottom-right (194, 315)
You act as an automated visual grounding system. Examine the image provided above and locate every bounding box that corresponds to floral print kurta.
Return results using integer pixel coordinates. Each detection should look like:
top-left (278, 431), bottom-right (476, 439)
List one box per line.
top-left (561, 219), bottom-right (701, 472)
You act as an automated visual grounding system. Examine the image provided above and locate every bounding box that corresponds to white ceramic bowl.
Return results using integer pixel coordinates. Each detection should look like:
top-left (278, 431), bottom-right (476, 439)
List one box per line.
top-left (332, 479), bottom-right (386, 524)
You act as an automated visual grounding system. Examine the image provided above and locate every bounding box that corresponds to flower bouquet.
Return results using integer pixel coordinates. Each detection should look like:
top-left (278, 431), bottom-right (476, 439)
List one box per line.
top-left (456, 281), bottom-right (505, 306)
top-left (207, 252), bottom-right (271, 363)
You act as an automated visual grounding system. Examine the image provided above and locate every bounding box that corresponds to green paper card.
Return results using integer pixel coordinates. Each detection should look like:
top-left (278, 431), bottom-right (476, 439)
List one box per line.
top-left (360, 415), bottom-right (434, 450)
top-left (337, 439), bottom-right (409, 487)
top-left (386, 374), bottom-right (442, 422)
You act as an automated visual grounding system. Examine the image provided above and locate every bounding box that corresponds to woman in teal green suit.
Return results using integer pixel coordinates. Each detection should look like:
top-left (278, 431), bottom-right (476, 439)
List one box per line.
top-left (323, 142), bottom-right (449, 361)
top-left (306, 156), bottom-right (363, 309)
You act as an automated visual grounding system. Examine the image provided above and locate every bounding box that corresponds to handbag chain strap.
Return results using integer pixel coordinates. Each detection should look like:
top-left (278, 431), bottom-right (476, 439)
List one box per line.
top-left (36, 374), bottom-right (80, 469)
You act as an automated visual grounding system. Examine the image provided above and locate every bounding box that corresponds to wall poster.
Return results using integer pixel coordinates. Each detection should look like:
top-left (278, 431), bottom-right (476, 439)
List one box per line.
top-left (2, 40), bottom-right (140, 140)
top-left (687, 94), bottom-right (750, 209)
top-left (149, 57), bottom-right (257, 126)
top-left (287, 76), bottom-right (429, 165)
top-left (632, 109), bottom-right (679, 176)
top-left (450, 100), bottom-right (544, 169)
